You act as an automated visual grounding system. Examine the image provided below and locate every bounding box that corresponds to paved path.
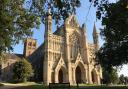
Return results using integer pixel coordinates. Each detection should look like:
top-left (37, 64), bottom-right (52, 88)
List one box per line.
top-left (0, 85), bottom-right (18, 89)
top-left (0, 82), bottom-right (38, 89)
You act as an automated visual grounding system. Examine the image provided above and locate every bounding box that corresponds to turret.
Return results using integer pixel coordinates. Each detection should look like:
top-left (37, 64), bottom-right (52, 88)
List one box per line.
top-left (93, 22), bottom-right (99, 50)
top-left (45, 9), bottom-right (52, 38)
top-left (82, 23), bottom-right (86, 35)
top-left (81, 23), bottom-right (87, 44)
top-left (43, 8), bottom-right (53, 84)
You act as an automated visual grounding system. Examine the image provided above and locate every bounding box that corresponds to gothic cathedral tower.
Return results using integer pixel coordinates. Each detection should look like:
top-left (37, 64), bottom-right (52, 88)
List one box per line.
top-left (43, 9), bottom-right (52, 84)
top-left (23, 38), bottom-right (37, 57)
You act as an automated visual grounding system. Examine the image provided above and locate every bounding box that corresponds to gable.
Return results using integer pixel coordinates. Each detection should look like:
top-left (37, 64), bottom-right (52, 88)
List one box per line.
top-left (65, 15), bottom-right (80, 28)
top-left (52, 55), bottom-right (67, 70)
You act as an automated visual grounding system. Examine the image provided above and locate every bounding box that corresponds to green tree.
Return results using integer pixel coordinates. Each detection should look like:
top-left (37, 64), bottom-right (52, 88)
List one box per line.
top-left (13, 59), bottom-right (33, 82)
top-left (89, 0), bottom-right (128, 70)
top-left (30, 0), bottom-right (81, 24)
top-left (119, 74), bottom-right (128, 85)
top-left (124, 76), bottom-right (128, 85)
top-left (119, 74), bottom-right (125, 84)
top-left (0, 0), bottom-right (81, 56)
top-left (0, 0), bottom-right (42, 55)
top-left (102, 67), bottom-right (119, 84)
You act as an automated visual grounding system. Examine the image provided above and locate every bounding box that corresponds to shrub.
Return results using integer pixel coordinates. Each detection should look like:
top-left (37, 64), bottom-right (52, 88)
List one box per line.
top-left (13, 59), bottom-right (33, 82)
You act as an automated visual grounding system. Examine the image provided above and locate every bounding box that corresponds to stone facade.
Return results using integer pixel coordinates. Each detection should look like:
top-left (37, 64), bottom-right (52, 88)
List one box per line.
top-left (0, 37), bottom-right (36, 82)
top-left (27, 13), bottom-right (102, 85)
top-left (0, 13), bottom-right (102, 84)
top-left (0, 54), bottom-right (23, 82)
top-left (23, 38), bottom-right (37, 57)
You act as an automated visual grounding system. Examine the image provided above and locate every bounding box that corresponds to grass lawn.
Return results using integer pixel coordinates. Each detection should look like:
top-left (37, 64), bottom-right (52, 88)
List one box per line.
top-left (1, 82), bottom-right (128, 89)
top-left (14, 84), bottom-right (47, 89)
top-left (14, 85), bottom-right (128, 89)
top-left (13, 84), bottom-right (128, 89)
top-left (71, 86), bottom-right (128, 89)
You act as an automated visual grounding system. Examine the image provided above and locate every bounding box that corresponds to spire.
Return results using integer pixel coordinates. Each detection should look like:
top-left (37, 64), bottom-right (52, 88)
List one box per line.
top-left (47, 2), bottom-right (52, 15)
top-left (82, 23), bottom-right (86, 29)
top-left (93, 22), bottom-right (97, 37)
top-left (47, 7), bottom-right (52, 16)
top-left (92, 22), bottom-right (99, 49)
top-left (82, 23), bottom-right (87, 33)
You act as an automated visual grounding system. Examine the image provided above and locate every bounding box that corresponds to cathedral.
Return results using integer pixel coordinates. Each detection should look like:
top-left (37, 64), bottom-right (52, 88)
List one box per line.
top-left (0, 11), bottom-right (102, 84)
top-left (25, 11), bottom-right (102, 85)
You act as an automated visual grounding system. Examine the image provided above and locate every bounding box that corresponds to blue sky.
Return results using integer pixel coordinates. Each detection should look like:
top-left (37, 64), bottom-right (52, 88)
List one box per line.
top-left (12, 0), bottom-right (127, 76)
top-left (13, 0), bottom-right (102, 54)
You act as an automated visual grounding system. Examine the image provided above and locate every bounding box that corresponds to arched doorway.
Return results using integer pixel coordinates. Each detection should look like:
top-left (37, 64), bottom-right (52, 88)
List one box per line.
top-left (58, 69), bottom-right (63, 83)
top-left (75, 66), bottom-right (82, 83)
top-left (51, 71), bottom-right (55, 83)
top-left (91, 70), bottom-right (97, 84)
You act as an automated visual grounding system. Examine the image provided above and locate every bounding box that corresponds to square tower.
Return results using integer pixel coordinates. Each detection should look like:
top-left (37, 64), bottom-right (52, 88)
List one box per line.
top-left (23, 38), bottom-right (37, 57)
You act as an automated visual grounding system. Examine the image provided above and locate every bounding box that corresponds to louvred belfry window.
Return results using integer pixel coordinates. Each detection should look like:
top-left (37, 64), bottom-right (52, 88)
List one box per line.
top-left (33, 43), bottom-right (36, 46)
top-left (28, 42), bottom-right (32, 46)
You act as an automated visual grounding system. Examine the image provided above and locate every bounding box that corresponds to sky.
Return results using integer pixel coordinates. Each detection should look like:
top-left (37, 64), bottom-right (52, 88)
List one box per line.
top-left (12, 0), bottom-right (128, 76)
